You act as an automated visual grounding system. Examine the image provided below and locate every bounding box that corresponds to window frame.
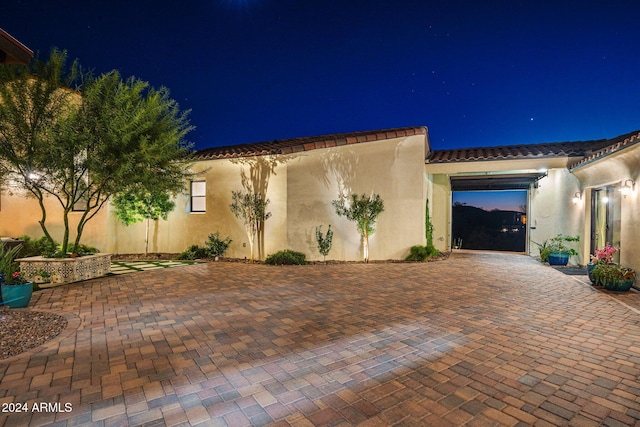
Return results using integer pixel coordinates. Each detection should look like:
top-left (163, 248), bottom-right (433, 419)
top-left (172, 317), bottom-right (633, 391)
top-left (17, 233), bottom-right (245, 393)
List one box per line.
top-left (190, 180), bottom-right (206, 213)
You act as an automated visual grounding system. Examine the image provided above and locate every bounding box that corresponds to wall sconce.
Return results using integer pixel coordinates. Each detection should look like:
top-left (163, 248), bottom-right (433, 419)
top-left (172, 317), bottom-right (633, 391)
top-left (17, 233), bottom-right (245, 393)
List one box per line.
top-left (620, 179), bottom-right (635, 197)
top-left (572, 192), bottom-right (581, 204)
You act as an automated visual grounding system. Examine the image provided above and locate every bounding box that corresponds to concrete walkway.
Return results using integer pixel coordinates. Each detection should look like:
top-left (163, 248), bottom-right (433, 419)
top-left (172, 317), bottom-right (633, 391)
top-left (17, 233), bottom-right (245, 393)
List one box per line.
top-left (110, 260), bottom-right (199, 275)
top-left (1, 251), bottom-right (640, 426)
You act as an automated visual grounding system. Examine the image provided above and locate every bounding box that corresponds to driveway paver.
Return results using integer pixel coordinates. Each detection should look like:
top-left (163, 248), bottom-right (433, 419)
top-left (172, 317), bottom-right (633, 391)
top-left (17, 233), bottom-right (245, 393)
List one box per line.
top-left (1, 251), bottom-right (640, 426)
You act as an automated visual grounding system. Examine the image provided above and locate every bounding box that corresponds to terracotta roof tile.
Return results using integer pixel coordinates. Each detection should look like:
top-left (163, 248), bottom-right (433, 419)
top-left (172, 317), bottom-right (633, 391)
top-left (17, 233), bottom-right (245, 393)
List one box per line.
top-left (426, 133), bottom-right (634, 164)
top-left (193, 126), bottom-right (427, 160)
top-left (569, 130), bottom-right (640, 170)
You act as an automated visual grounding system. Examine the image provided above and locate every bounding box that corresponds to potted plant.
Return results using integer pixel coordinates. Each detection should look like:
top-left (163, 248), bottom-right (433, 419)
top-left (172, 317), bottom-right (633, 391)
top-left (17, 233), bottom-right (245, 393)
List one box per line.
top-left (588, 243), bottom-right (618, 284)
top-left (0, 243), bottom-right (33, 308)
top-left (545, 234), bottom-right (579, 266)
top-left (591, 262), bottom-right (636, 291)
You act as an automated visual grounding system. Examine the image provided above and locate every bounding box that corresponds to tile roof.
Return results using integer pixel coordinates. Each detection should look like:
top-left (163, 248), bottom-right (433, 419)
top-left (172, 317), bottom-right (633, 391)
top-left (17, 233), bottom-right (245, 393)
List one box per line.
top-left (193, 126), bottom-right (427, 160)
top-left (569, 130), bottom-right (640, 170)
top-left (0, 28), bottom-right (33, 65)
top-left (427, 131), bottom-right (640, 164)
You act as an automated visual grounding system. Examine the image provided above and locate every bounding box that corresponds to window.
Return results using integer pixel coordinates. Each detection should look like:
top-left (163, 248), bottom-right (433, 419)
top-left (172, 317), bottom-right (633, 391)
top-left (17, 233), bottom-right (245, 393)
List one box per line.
top-left (190, 181), bottom-right (206, 212)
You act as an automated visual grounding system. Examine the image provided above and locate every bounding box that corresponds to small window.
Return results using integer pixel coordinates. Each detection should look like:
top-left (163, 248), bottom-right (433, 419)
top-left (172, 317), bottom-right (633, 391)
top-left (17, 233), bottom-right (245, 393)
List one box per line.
top-left (191, 181), bottom-right (206, 212)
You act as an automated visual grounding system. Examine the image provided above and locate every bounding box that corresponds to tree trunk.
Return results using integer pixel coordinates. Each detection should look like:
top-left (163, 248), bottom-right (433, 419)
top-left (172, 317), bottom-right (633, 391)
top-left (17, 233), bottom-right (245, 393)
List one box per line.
top-left (145, 218), bottom-right (150, 256)
top-left (363, 231), bottom-right (369, 263)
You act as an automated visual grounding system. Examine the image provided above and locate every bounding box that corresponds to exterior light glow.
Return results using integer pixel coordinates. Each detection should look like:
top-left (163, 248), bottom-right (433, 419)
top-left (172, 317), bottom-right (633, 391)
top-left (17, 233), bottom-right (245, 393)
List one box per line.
top-left (572, 192), bottom-right (581, 204)
top-left (620, 179), bottom-right (635, 197)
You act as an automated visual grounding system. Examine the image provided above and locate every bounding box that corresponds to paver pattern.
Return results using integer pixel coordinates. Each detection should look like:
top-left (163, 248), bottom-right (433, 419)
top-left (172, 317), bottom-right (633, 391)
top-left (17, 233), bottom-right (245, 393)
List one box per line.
top-left (1, 251), bottom-right (640, 426)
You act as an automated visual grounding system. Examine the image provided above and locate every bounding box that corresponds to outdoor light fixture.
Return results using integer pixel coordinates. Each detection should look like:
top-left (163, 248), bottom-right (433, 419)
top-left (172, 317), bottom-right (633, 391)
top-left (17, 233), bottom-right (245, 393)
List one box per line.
top-left (602, 196), bottom-right (609, 204)
top-left (572, 192), bottom-right (581, 204)
top-left (620, 179), bottom-right (635, 197)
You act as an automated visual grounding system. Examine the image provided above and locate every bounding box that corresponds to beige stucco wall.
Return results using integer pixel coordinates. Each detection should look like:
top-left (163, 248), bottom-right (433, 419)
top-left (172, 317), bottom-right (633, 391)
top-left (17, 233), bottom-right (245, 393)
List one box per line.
top-left (104, 157), bottom-right (288, 259)
top-left (426, 173), bottom-right (451, 251)
top-left (571, 145), bottom-right (640, 275)
top-left (108, 134), bottom-right (427, 261)
top-left (284, 134), bottom-right (427, 261)
top-left (0, 187), bottom-right (108, 251)
top-left (1, 133), bottom-right (426, 261)
top-left (529, 168), bottom-right (584, 263)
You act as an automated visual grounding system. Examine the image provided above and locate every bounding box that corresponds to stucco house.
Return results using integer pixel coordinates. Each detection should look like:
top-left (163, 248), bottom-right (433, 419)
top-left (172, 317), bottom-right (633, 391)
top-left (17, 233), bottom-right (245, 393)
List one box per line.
top-left (1, 31), bottom-right (638, 275)
top-left (2, 123), bottom-right (638, 272)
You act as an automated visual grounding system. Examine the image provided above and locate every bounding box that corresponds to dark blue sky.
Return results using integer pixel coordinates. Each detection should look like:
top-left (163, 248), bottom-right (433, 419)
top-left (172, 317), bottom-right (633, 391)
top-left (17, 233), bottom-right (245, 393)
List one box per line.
top-left (4, 1), bottom-right (640, 151)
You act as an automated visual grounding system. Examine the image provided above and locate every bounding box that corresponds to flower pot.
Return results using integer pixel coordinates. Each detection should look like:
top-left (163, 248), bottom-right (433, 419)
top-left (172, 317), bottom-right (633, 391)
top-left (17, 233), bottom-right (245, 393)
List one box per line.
top-left (587, 263), bottom-right (597, 284)
top-left (548, 252), bottom-right (570, 266)
top-left (604, 279), bottom-right (634, 292)
top-left (1, 282), bottom-right (33, 308)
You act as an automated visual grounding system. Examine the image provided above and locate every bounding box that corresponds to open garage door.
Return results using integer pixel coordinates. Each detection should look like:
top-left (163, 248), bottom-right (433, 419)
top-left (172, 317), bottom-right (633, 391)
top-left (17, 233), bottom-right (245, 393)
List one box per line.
top-left (450, 173), bottom-right (543, 252)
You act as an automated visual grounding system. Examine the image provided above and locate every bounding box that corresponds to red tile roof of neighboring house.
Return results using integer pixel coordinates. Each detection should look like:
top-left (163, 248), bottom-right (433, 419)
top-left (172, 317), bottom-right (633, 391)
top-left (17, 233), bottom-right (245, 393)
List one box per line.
top-left (193, 126), bottom-right (427, 160)
top-left (0, 28), bottom-right (33, 65)
top-left (427, 130), bottom-right (640, 165)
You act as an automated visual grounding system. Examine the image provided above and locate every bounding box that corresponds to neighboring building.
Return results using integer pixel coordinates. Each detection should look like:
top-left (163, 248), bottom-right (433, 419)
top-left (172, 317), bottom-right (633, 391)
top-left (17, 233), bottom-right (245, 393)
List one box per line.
top-left (0, 29), bottom-right (33, 65)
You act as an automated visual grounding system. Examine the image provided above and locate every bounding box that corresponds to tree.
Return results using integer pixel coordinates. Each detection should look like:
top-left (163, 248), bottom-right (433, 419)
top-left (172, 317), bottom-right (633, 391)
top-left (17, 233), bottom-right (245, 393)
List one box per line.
top-left (332, 193), bottom-right (384, 262)
top-left (229, 191), bottom-right (271, 261)
top-left (0, 49), bottom-right (193, 254)
top-left (112, 189), bottom-right (176, 255)
top-left (315, 225), bottom-right (333, 261)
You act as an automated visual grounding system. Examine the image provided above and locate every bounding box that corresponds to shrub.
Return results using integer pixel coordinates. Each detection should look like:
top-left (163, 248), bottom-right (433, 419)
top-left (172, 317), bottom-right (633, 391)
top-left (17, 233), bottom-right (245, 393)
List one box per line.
top-left (177, 245), bottom-right (209, 260)
top-left (265, 250), bottom-right (307, 265)
top-left (17, 235), bottom-right (57, 257)
top-left (406, 245), bottom-right (428, 262)
top-left (206, 232), bottom-right (232, 257)
top-left (405, 244), bottom-right (440, 262)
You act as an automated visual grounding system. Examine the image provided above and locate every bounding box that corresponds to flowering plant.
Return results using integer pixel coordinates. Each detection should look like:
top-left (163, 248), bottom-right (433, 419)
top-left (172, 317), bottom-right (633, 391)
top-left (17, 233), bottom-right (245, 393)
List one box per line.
top-left (590, 243), bottom-right (618, 264)
top-left (5, 271), bottom-right (29, 286)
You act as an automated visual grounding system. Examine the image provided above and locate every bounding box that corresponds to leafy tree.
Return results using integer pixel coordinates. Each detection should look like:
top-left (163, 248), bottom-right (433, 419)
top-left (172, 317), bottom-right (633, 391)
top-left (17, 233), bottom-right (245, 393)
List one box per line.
top-left (112, 189), bottom-right (176, 255)
top-left (0, 49), bottom-right (193, 254)
top-left (332, 193), bottom-right (384, 262)
top-left (315, 225), bottom-right (333, 261)
top-left (229, 190), bottom-right (271, 261)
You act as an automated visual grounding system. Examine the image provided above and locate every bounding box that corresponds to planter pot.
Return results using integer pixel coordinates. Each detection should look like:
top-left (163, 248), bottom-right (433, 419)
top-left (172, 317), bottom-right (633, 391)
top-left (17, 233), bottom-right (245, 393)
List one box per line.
top-left (587, 263), bottom-right (597, 284)
top-left (604, 279), bottom-right (634, 292)
top-left (16, 253), bottom-right (111, 284)
top-left (548, 252), bottom-right (570, 266)
top-left (1, 282), bottom-right (33, 308)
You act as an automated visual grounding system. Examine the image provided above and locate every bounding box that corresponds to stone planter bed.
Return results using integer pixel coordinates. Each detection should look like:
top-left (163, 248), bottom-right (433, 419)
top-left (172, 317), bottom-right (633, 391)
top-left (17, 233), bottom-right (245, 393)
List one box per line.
top-left (16, 253), bottom-right (111, 285)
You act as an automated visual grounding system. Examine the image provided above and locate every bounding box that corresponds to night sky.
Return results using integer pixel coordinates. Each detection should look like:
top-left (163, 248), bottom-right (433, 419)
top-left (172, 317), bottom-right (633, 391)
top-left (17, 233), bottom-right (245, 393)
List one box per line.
top-left (3, 1), bottom-right (640, 152)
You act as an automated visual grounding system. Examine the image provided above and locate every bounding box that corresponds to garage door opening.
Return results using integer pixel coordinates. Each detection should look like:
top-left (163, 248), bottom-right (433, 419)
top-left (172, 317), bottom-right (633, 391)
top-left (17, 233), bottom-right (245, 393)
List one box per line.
top-left (452, 190), bottom-right (527, 252)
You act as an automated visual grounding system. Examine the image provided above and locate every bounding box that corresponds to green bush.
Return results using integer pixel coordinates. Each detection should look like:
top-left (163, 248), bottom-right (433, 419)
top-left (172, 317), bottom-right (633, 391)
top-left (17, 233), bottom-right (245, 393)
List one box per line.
top-left (206, 232), bottom-right (232, 257)
top-left (265, 249), bottom-right (307, 265)
top-left (177, 244), bottom-right (209, 260)
top-left (405, 244), bottom-right (440, 262)
top-left (16, 235), bottom-right (61, 257)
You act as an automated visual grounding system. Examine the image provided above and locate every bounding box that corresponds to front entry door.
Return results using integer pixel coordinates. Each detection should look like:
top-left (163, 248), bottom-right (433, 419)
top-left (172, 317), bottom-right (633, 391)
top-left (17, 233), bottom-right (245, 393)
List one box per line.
top-left (591, 186), bottom-right (621, 262)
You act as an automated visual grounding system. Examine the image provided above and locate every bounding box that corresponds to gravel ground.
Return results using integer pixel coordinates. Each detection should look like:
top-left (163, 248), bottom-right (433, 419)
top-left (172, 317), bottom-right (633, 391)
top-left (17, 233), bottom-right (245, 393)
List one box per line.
top-left (0, 308), bottom-right (68, 359)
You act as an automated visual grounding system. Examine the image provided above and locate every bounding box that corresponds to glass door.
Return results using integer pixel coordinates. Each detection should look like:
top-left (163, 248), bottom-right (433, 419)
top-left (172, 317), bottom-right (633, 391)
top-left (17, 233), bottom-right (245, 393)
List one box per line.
top-left (591, 186), bottom-right (621, 262)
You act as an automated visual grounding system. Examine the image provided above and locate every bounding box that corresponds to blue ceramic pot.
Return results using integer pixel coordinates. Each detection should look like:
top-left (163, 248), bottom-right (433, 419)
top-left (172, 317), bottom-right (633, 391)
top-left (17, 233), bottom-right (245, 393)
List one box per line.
top-left (1, 282), bottom-right (33, 308)
top-left (604, 279), bottom-right (634, 292)
top-left (548, 252), bottom-right (570, 266)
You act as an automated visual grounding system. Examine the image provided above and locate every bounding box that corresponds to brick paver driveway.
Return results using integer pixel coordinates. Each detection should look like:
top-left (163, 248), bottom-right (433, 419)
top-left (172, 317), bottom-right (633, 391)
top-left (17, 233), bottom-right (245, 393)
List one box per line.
top-left (2, 251), bottom-right (640, 426)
